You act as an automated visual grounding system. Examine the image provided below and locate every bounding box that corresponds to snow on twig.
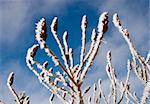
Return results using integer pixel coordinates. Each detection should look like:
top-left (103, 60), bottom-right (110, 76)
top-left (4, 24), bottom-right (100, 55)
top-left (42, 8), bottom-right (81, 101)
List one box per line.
top-left (79, 12), bottom-right (108, 85)
top-left (113, 13), bottom-right (149, 83)
top-left (23, 12), bottom-right (149, 104)
top-left (7, 72), bottom-right (30, 104)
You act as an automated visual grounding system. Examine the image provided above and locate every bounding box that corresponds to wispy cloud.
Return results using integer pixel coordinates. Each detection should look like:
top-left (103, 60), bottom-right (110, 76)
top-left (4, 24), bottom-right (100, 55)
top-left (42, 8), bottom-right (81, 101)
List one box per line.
top-left (0, 0), bottom-right (76, 46)
top-left (0, 1), bottom-right (29, 44)
top-left (0, 0), bottom-right (149, 103)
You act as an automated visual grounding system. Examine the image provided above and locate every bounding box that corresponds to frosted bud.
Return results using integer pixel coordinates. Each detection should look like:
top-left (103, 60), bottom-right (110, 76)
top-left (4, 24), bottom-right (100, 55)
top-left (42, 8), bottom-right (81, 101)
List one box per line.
top-left (7, 72), bottom-right (14, 86)
top-left (51, 17), bottom-right (58, 34)
top-left (81, 15), bottom-right (88, 29)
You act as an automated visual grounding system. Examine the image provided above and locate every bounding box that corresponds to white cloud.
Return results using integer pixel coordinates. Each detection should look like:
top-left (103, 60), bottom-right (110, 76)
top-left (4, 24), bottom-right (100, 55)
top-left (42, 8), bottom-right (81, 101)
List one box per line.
top-left (0, 0), bottom-right (76, 45)
top-left (0, 1), bottom-right (29, 43)
top-left (0, 0), bottom-right (149, 103)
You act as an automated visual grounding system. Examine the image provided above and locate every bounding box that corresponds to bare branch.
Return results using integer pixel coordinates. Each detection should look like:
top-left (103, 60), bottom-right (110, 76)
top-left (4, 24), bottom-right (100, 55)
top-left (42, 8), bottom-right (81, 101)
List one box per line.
top-left (24, 12), bottom-right (149, 104)
top-left (141, 81), bottom-right (150, 104)
top-left (113, 13), bottom-right (149, 83)
top-left (98, 79), bottom-right (109, 104)
top-left (7, 72), bottom-right (30, 104)
top-left (51, 17), bottom-right (73, 78)
top-left (80, 15), bottom-right (88, 63)
top-left (7, 72), bottom-right (20, 104)
top-left (79, 12), bottom-right (108, 85)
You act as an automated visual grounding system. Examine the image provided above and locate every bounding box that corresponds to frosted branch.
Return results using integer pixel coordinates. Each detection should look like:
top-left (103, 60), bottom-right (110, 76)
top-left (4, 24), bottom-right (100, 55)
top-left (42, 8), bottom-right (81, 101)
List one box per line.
top-left (35, 18), bottom-right (47, 49)
top-left (51, 17), bottom-right (73, 78)
top-left (117, 60), bottom-right (132, 104)
top-left (24, 12), bottom-right (149, 104)
top-left (98, 79), bottom-right (109, 104)
top-left (7, 72), bottom-right (20, 104)
top-left (69, 48), bottom-right (74, 69)
top-left (79, 12), bottom-right (108, 85)
top-left (83, 86), bottom-right (91, 96)
top-left (7, 72), bottom-right (30, 104)
top-left (106, 51), bottom-right (117, 104)
top-left (80, 15), bottom-right (88, 65)
top-left (63, 31), bottom-right (69, 55)
top-left (84, 29), bottom-right (96, 62)
top-left (76, 29), bottom-right (97, 77)
top-left (141, 80), bottom-right (150, 104)
top-left (113, 13), bottom-right (149, 83)
top-left (93, 83), bottom-right (97, 104)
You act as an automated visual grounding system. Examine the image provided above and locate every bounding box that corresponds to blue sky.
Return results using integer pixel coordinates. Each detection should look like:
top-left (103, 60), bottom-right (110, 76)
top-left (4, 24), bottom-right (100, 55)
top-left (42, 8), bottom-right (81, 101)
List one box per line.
top-left (0, 0), bottom-right (149, 103)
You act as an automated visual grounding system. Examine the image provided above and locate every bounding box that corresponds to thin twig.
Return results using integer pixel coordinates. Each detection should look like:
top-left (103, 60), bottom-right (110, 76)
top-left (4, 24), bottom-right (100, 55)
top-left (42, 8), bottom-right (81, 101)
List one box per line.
top-left (7, 72), bottom-right (20, 104)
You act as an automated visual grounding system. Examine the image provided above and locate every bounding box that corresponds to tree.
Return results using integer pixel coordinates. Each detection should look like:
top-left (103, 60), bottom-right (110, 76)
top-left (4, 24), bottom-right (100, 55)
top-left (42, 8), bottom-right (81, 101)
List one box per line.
top-left (6, 12), bottom-right (150, 104)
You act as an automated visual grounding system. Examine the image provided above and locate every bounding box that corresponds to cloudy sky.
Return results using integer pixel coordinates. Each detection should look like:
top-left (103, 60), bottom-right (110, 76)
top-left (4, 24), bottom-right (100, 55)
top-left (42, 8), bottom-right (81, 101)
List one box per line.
top-left (0, 0), bottom-right (149, 103)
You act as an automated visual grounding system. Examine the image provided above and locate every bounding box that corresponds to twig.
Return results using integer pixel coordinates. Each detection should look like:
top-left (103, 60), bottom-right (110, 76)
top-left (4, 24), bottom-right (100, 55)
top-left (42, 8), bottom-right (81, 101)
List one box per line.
top-left (7, 72), bottom-right (20, 104)
top-left (79, 12), bottom-right (108, 85)
top-left (117, 60), bottom-right (132, 104)
top-left (106, 51), bottom-right (117, 104)
top-left (141, 80), bottom-right (150, 104)
top-left (113, 13), bottom-right (149, 83)
top-left (51, 17), bottom-right (73, 78)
